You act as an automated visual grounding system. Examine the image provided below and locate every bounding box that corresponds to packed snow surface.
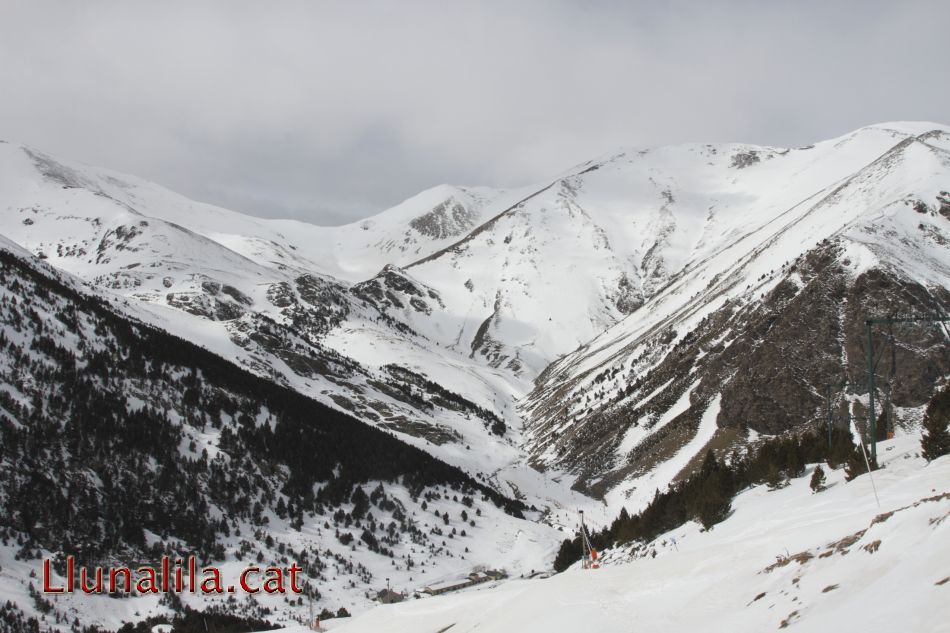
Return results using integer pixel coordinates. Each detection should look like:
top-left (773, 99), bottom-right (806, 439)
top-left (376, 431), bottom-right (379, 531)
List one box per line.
top-left (328, 434), bottom-right (950, 633)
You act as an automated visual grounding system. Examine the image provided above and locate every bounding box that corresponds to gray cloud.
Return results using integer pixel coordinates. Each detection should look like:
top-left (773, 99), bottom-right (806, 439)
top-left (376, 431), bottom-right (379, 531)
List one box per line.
top-left (1, 0), bottom-right (948, 225)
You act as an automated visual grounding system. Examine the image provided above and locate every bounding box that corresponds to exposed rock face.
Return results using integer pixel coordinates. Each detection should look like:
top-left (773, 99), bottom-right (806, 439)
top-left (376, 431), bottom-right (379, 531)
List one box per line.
top-left (166, 291), bottom-right (245, 320)
top-left (266, 280), bottom-right (294, 307)
top-left (292, 273), bottom-right (350, 333)
top-left (262, 274), bottom-right (352, 339)
top-left (96, 222), bottom-right (148, 262)
top-left (613, 272), bottom-right (644, 315)
top-left (938, 190), bottom-right (950, 220)
top-left (164, 276), bottom-right (257, 321)
top-left (352, 265), bottom-right (443, 320)
top-left (841, 270), bottom-right (950, 406)
top-left (716, 246), bottom-right (849, 434)
top-left (409, 198), bottom-right (478, 239)
top-left (730, 150), bottom-right (761, 169)
top-left (525, 241), bottom-right (950, 496)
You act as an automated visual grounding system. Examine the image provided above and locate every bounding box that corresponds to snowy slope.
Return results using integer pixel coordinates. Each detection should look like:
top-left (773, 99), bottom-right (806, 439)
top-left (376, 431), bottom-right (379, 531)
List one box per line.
top-left (329, 434), bottom-right (950, 633)
top-left (0, 242), bottom-right (570, 631)
top-left (0, 141), bottom-right (554, 503)
top-left (521, 122), bottom-right (950, 509)
top-left (397, 122), bottom-right (950, 376)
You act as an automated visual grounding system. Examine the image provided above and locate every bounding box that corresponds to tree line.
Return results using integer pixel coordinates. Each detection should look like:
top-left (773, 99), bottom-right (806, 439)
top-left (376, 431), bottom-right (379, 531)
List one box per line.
top-left (554, 424), bottom-right (877, 572)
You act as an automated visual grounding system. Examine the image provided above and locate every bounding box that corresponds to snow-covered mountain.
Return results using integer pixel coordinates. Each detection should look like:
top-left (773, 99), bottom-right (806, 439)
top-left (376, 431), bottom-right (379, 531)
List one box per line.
top-left (398, 122), bottom-right (950, 377)
top-left (0, 140), bottom-right (557, 504)
top-left (4, 121), bottom-right (950, 511)
top-left (1, 122), bottom-right (949, 630)
top-left (521, 122), bottom-right (950, 508)
top-left (0, 240), bottom-right (563, 630)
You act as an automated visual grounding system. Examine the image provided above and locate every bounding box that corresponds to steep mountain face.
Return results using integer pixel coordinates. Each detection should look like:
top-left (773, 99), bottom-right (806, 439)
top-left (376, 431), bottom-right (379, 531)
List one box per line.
top-left (522, 123), bottom-right (950, 509)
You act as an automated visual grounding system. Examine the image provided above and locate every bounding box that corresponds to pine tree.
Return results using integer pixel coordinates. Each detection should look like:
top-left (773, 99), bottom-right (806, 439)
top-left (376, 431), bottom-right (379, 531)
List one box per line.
top-left (844, 442), bottom-right (875, 481)
top-left (809, 465), bottom-right (826, 493)
top-left (553, 537), bottom-right (582, 572)
top-left (765, 463), bottom-right (786, 490)
top-left (692, 450), bottom-right (732, 529)
top-left (921, 385), bottom-right (950, 462)
top-left (827, 426), bottom-right (856, 469)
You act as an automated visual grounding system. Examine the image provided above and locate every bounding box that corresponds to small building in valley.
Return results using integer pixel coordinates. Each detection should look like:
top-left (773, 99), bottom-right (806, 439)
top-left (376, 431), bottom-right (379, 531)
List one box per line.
top-left (376, 588), bottom-right (405, 604)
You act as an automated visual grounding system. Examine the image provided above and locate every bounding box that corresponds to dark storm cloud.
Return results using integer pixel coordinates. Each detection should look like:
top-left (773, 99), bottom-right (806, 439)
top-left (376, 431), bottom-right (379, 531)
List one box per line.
top-left (1, 0), bottom-right (948, 224)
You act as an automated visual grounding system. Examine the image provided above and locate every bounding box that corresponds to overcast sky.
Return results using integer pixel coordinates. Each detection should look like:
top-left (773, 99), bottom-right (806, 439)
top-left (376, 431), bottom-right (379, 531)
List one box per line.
top-left (1, 1), bottom-right (948, 225)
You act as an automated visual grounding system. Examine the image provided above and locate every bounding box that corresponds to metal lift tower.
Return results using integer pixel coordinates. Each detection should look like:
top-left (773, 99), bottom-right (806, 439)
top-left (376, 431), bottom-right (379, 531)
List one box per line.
top-left (864, 314), bottom-right (950, 464)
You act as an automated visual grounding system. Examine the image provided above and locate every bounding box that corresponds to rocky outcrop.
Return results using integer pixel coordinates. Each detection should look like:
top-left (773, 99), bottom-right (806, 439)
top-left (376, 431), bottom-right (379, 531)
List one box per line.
top-left (526, 240), bottom-right (950, 496)
top-left (409, 198), bottom-right (478, 239)
top-left (352, 265), bottom-right (443, 320)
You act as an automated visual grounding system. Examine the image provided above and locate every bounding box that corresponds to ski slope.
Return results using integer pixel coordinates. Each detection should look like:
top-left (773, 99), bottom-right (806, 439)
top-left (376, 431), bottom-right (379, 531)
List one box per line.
top-left (328, 434), bottom-right (950, 633)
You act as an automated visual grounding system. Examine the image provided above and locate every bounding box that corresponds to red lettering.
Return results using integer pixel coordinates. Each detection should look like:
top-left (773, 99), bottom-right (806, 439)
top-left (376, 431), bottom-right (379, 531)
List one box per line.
top-left (240, 566), bottom-right (260, 593)
top-left (43, 559), bottom-right (64, 593)
top-left (200, 567), bottom-right (224, 594)
top-left (109, 567), bottom-right (133, 593)
top-left (136, 567), bottom-right (159, 594)
top-left (263, 568), bottom-right (284, 594)
top-left (288, 563), bottom-right (303, 594)
top-left (80, 566), bottom-right (103, 593)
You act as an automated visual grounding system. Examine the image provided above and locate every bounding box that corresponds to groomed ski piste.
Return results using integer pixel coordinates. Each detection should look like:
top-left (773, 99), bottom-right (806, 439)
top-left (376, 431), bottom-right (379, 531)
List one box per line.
top-left (300, 432), bottom-right (949, 632)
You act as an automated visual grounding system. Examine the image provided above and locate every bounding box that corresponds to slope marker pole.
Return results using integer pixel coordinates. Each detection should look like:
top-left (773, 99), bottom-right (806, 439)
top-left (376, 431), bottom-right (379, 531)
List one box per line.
top-left (858, 436), bottom-right (881, 508)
